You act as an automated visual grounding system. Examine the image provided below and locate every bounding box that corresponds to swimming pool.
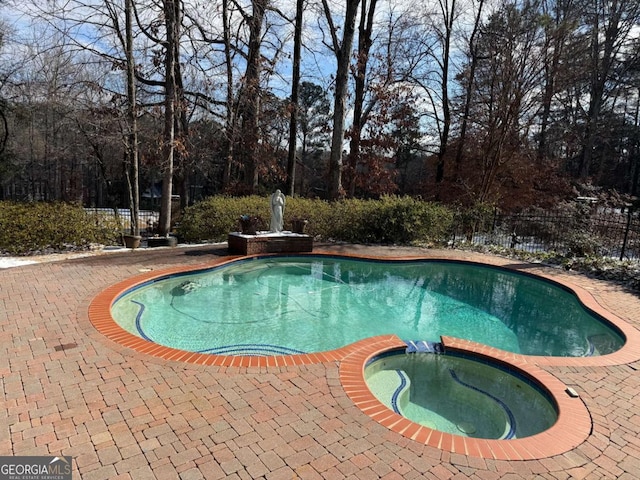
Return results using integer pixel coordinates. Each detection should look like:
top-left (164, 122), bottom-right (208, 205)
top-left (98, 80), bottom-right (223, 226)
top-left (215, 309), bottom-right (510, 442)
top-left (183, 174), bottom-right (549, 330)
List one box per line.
top-left (109, 255), bottom-right (624, 357)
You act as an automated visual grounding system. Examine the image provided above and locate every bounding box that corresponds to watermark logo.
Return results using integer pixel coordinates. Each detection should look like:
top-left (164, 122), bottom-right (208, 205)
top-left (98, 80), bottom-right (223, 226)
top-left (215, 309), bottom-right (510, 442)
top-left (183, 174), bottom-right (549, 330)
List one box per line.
top-left (0, 456), bottom-right (72, 480)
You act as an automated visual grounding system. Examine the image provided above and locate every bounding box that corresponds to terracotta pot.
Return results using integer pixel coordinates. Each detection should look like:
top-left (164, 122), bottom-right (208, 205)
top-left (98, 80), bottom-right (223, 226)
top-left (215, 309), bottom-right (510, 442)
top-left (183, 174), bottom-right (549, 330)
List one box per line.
top-left (123, 234), bottom-right (142, 249)
top-left (239, 215), bottom-right (260, 235)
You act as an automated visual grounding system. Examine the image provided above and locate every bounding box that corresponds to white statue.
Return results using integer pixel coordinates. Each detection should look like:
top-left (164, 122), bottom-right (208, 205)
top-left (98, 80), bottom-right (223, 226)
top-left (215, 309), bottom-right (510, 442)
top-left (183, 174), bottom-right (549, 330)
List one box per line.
top-left (270, 189), bottom-right (285, 232)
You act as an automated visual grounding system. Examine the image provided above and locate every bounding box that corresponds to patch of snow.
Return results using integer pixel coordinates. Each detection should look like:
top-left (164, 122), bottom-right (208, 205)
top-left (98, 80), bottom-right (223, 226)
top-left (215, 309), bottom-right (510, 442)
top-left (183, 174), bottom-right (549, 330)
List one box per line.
top-left (0, 242), bottom-right (221, 270)
top-left (0, 248), bottom-right (127, 270)
top-left (0, 258), bottom-right (38, 269)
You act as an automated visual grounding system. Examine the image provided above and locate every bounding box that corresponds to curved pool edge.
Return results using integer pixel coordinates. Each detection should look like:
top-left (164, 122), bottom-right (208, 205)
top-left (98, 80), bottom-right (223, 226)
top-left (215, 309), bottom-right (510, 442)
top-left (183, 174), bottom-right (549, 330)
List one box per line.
top-left (88, 251), bottom-right (640, 368)
top-left (88, 254), bottom-right (366, 367)
top-left (494, 263), bottom-right (640, 368)
top-left (339, 335), bottom-right (592, 460)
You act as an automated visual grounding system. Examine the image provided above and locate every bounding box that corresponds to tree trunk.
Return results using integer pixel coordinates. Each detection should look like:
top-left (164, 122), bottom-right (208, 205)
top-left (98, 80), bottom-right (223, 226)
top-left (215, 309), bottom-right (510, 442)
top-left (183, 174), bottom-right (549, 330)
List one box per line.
top-left (537, 0), bottom-right (567, 162)
top-left (578, 0), bottom-right (630, 179)
top-left (222, 0), bottom-right (235, 190)
top-left (435, 0), bottom-right (455, 186)
top-left (175, 59), bottom-right (189, 211)
top-left (240, 0), bottom-right (267, 192)
top-left (125, 0), bottom-right (139, 236)
top-left (324, 0), bottom-right (360, 201)
top-left (286, 0), bottom-right (304, 196)
top-left (454, 0), bottom-right (483, 175)
top-left (158, 0), bottom-right (180, 237)
top-left (347, 0), bottom-right (376, 198)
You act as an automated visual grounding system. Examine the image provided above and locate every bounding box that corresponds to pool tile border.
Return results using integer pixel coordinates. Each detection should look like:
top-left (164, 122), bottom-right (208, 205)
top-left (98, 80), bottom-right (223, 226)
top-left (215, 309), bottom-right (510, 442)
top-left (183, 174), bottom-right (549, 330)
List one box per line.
top-left (338, 335), bottom-right (593, 460)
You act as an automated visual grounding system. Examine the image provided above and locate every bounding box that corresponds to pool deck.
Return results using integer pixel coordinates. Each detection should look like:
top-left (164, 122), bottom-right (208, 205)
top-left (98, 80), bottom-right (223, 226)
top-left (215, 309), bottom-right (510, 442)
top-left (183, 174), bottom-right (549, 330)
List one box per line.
top-left (2, 243), bottom-right (640, 479)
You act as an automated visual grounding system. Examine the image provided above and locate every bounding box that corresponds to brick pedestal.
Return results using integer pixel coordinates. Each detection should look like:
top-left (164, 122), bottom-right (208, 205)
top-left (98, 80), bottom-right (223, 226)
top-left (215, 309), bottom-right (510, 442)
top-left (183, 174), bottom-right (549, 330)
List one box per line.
top-left (227, 232), bottom-right (313, 255)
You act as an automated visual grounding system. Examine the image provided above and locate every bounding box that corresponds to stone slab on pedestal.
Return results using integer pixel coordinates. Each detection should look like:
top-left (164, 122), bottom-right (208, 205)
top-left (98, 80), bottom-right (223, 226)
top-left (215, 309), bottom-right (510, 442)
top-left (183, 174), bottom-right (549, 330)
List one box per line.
top-left (228, 232), bottom-right (313, 255)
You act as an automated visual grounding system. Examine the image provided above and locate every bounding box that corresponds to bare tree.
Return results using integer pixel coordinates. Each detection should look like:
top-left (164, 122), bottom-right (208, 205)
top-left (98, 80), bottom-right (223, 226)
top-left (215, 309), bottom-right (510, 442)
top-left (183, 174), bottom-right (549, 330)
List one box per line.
top-left (345, 0), bottom-right (377, 197)
top-left (536, 0), bottom-right (579, 163)
top-left (458, 0), bottom-right (545, 203)
top-left (155, 0), bottom-right (181, 236)
top-left (286, 0), bottom-right (304, 196)
top-left (4, 27), bottom-right (96, 202)
top-left (222, 0), bottom-right (237, 190)
top-left (236, 0), bottom-right (268, 192)
top-left (122, 0), bottom-right (140, 236)
top-left (406, 0), bottom-right (459, 190)
top-left (454, 0), bottom-right (485, 175)
top-left (433, 0), bottom-right (456, 186)
top-left (321, 0), bottom-right (361, 200)
top-left (0, 18), bottom-right (11, 158)
top-left (578, 0), bottom-right (640, 179)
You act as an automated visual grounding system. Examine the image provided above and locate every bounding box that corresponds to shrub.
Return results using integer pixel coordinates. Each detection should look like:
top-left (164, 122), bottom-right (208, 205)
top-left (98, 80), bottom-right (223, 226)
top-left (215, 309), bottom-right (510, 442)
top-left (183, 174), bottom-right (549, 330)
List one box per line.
top-left (178, 196), bottom-right (270, 242)
top-left (330, 196), bottom-right (454, 244)
top-left (178, 195), bottom-right (454, 245)
top-left (451, 202), bottom-right (496, 241)
top-left (0, 197), bottom-right (457, 253)
top-left (0, 201), bottom-right (120, 255)
top-left (178, 195), bottom-right (336, 242)
top-left (566, 231), bottom-right (603, 257)
top-left (281, 197), bottom-right (333, 237)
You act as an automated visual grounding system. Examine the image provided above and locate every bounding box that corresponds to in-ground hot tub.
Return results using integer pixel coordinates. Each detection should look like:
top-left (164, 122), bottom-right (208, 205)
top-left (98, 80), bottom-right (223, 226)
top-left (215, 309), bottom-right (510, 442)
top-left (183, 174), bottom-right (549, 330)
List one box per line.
top-left (365, 344), bottom-right (557, 440)
top-left (339, 337), bottom-right (593, 459)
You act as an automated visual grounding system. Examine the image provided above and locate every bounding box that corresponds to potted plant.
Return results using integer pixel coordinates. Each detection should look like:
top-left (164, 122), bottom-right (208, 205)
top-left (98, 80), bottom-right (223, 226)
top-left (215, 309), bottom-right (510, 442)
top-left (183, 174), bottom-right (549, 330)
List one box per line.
top-left (117, 208), bottom-right (141, 249)
top-left (290, 217), bottom-right (308, 234)
top-left (239, 215), bottom-right (261, 235)
top-left (123, 232), bottom-right (141, 249)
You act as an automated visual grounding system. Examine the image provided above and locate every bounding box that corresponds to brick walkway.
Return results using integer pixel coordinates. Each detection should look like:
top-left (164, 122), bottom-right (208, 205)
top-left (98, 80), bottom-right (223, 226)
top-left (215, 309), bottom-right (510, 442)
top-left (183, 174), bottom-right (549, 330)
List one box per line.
top-left (2, 243), bottom-right (640, 479)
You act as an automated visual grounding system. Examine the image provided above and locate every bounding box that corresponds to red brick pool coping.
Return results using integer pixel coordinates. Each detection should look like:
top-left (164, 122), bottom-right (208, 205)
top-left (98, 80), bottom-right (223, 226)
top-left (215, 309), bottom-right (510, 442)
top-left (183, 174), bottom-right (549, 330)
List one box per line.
top-left (87, 252), bottom-right (640, 460)
top-left (339, 335), bottom-right (592, 460)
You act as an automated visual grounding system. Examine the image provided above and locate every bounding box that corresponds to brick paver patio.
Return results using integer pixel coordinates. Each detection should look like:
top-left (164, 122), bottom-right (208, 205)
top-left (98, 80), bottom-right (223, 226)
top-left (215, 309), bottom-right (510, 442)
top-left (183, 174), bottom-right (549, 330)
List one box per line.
top-left (2, 243), bottom-right (640, 479)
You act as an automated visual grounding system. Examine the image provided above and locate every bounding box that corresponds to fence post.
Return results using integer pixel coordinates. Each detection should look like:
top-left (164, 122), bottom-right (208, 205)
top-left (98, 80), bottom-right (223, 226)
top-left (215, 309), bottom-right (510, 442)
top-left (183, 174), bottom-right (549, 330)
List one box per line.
top-left (620, 208), bottom-right (632, 261)
top-left (491, 207), bottom-right (498, 234)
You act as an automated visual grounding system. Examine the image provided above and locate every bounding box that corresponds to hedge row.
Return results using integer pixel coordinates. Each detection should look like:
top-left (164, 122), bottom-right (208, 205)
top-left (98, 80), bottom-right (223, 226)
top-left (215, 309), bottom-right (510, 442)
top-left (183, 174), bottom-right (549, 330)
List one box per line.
top-left (177, 195), bottom-right (454, 245)
top-left (0, 197), bottom-right (455, 255)
top-left (0, 202), bottom-right (120, 255)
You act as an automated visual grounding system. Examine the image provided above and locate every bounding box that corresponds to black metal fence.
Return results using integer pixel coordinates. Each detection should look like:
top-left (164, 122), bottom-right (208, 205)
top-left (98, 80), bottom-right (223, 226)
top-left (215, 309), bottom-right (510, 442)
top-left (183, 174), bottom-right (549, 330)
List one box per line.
top-left (85, 208), bottom-right (160, 236)
top-left (87, 205), bottom-right (640, 261)
top-left (453, 207), bottom-right (640, 261)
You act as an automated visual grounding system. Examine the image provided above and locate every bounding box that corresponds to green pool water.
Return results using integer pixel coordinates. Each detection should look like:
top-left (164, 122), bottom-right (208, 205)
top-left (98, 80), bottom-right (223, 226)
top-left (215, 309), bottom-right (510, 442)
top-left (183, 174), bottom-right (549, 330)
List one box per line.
top-left (364, 351), bottom-right (558, 439)
top-left (110, 255), bottom-right (624, 356)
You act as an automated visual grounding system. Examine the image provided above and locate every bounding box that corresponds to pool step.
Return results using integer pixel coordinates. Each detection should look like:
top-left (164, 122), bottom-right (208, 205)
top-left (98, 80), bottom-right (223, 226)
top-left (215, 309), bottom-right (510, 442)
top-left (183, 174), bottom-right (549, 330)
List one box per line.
top-left (404, 340), bottom-right (444, 354)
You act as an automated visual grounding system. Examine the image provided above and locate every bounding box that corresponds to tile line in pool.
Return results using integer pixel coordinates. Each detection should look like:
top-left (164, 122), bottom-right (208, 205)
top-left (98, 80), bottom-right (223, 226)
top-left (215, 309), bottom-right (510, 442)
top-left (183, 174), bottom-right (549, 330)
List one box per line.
top-left (449, 369), bottom-right (516, 439)
top-left (132, 300), bottom-right (153, 342)
top-left (196, 344), bottom-right (306, 355)
top-left (385, 349), bottom-right (517, 439)
top-left (391, 370), bottom-right (408, 414)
